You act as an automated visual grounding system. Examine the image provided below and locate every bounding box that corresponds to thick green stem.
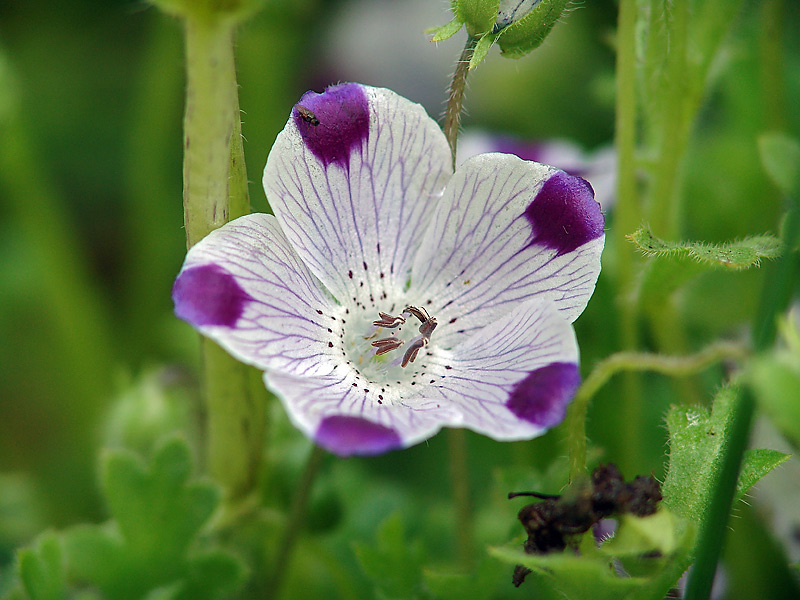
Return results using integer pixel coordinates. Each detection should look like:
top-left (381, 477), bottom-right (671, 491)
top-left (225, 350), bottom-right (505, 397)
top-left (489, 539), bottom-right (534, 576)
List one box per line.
top-left (566, 342), bottom-right (748, 483)
top-left (682, 388), bottom-right (755, 600)
top-left (181, 14), bottom-right (266, 500)
top-left (647, 0), bottom-right (690, 238)
top-left (612, 0), bottom-right (644, 474)
top-left (444, 35), bottom-right (478, 171)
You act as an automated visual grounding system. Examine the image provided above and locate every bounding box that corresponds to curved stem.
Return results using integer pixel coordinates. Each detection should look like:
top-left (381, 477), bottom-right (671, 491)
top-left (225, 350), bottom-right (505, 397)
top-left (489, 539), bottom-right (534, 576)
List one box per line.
top-left (444, 35), bottom-right (479, 170)
top-left (566, 342), bottom-right (748, 483)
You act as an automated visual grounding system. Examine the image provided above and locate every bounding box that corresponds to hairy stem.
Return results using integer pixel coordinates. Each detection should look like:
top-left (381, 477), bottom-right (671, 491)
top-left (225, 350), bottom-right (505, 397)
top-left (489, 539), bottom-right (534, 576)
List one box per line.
top-left (566, 342), bottom-right (748, 483)
top-left (182, 14), bottom-right (266, 500)
top-left (444, 35), bottom-right (479, 170)
top-left (612, 0), bottom-right (644, 475)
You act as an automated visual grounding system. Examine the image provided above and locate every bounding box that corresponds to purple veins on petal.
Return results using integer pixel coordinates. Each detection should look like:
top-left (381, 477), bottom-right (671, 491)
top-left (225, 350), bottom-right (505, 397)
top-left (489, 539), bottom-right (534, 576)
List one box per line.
top-left (524, 171), bottom-right (605, 256)
top-left (292, 82), bottom-right (370, 169)
top-left (172, 263), bottom-right (252, 328)
top-left (506, 362), bottom-right (581, 428)
top-left (315, 415), bottom-right (402, 456)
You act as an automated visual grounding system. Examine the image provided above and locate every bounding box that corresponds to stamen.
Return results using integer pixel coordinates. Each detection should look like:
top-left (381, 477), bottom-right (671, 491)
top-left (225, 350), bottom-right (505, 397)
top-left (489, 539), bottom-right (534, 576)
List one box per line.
top-left (372, 312), bottom-right (406, 329)
top-left (401, 336), bottom-right (428, 367)
top-left (372, 337), bottom-right (404, 355)
top-left (419, 317), bottom-right (437, 337)
top-left (404, 305), bottom-right (431, 324)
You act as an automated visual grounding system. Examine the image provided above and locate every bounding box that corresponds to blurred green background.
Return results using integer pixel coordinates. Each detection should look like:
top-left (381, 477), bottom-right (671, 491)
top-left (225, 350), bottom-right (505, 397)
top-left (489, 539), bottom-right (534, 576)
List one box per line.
top-left (1, 0), bottom-right (799, 598)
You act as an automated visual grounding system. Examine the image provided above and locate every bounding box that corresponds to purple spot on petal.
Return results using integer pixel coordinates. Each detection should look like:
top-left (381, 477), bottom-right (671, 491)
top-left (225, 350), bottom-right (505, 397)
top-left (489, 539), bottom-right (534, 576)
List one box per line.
top-left (525, 171), bottom-right (604, 256)
top-left (315, 415), bottom-right (402, 456)
top-left (293, 83), bottom-right (369, 169)
top-left (506, 362), bottom-right (580, 428)
top-left (172, 264), bottom-right (252, 328)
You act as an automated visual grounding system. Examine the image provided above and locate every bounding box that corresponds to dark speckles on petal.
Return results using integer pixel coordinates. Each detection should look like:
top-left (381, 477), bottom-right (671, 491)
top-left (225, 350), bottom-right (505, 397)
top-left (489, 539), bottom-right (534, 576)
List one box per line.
top-left (293, 83), bottom-right (369, 169)
top-left (524, 171), bottom-right (604, 256)
top-left (172, 264), bottom-right (252, 328)
top-left (315, 416), bottom-right (402, 456)
top-left (506, 363), bottom-right (580, 429)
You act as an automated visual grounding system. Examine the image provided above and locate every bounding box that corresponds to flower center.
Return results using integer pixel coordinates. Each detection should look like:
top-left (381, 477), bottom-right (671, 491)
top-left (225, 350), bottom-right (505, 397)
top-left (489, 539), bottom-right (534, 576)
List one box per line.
top-left (340, 305), bottom-right (439, 384)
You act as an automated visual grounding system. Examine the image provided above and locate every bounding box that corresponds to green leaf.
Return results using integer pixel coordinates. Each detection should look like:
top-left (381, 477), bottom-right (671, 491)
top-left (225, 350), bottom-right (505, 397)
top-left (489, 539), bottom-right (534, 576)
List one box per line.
top-left (737, 449), bottom-right (791, 500)
top-left (175, 551), bottom-right (248, 600)
top-left (427, 18), bottom-right (464, 42)
top-left (17, 533), bottom-right (64, 600)
top-left (759, 132), bottom-right (800, 198)
top-left (352, 513), bottom-right (427, 600)
top-left (423, 558), bottom-right (505, 600)
top-left (60, 437), bottom-right (244, 600)
top-left (628, 225), bottom-right (782, 269)
top-left (599, 510), bottom-right (680, 560)
top-left (489, 545), bottom-right (643, 600)
top-left (748, 351), bottom-right (800, 448)
top-left (662, 384), bottom-right (788, 523)
top-left (101, 436), bottom-right (219, 565)
top-left (468, 32), bottom-right (498, 69)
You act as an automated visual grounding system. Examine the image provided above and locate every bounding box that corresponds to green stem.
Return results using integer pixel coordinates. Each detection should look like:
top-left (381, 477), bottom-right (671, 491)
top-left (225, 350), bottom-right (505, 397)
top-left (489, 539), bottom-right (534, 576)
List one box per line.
top-left (444, 35), bottom-right (478, 171)
top-left (612, 0), bottom-right (644, 475)
top-left (442, 36), bottom-right (478, 564)
top-left (448, 429), bottom-right (474, 564)
top-left (686, 175), bottom-right (800, 599)
top-left (566, 342), bottom-right (748, 483)
top-left (267, 445), bottom-right (326, 600)
top-left (647, 0), bottom-right (690, 238)
top-left (682, 388), bottom-right (755, 600)
top-left (181, 14), bottom-right (266, 500)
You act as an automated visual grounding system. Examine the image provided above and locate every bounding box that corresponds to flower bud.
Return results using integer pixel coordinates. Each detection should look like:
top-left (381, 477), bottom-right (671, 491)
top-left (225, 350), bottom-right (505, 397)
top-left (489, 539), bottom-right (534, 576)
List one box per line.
top-left (496, 0), bottom-right (570, 58)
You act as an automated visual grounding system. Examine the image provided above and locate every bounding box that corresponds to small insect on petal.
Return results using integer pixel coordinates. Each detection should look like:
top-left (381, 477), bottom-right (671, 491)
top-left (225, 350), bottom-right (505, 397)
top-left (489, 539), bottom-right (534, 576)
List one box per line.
top-left (296, 104), bottom-right (320, 126)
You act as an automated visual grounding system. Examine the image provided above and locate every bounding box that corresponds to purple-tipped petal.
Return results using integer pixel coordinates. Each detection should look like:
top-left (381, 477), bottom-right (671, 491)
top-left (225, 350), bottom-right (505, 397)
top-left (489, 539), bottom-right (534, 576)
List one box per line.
top-left (506, 362), bottom-right (580, 428)
top-left (316, 416), bottom-right (402, 456)
top-left (292, 83), bottom-right (370, 169)
top-left (525, 171), bottom-right (604, 256)
top-left (265, 369), bottom-right (460, 456)
top-left (173, 264), bottom-right (252, 327)
top-left (264, 84), bottom-right (452, 307)
top-left (173, 214), bottom-right (341, 376)
top-left (423, 298), bottom-right (580, 441)
top-left (410, 154), bottom-right (604, 347)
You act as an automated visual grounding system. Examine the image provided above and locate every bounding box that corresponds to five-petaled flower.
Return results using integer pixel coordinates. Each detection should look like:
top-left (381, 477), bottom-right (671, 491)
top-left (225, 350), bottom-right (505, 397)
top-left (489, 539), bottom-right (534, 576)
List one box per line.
top-left (172, 83), bottom-right (604, 456)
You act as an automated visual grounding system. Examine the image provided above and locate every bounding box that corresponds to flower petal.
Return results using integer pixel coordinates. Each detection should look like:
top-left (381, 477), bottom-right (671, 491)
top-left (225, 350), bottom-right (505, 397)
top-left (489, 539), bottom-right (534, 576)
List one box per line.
top-left (265, 369), bottom-right (460, 456)
top-left (426, 298), bottom-right (580, 440)
top-left (409, 153), bottom-right (604, 348)
top-left (263, 83), bottom-right (452, 308)
top-left (172, 214), bottom-right (341, 376)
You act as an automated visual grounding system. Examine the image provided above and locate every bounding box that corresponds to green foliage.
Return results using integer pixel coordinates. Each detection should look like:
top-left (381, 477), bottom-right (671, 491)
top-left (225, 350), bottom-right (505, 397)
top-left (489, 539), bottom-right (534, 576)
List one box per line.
top-left (495, 0), bottom-right (570, 59)
top-left (5, 438), bottom-right (245, 600)
top-left (662, 385), bottom-right (790, 523)
top-left (748, 317), bottom-right (800, 448)
top-left (759, 132), bottom-right (800, 198)
top-left (628, 225), bottom-right (782, 270)
top-left (17, 534), bottom-right (64, 600)
top-left (353, 513), bottom-right (428, 600)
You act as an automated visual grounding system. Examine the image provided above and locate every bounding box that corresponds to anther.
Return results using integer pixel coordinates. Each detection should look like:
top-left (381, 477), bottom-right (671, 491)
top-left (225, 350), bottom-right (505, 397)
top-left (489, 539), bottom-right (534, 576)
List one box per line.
top-left (372, 337), bottom-right (404, 355)
top-left (404, 305), bottom-right (431, 324)
top-left (401, 337), bottom-right (428, 367)
top-left (419, 317), bottom-right (437, 337)
top-left (372, 312), bottom-right (406, 329)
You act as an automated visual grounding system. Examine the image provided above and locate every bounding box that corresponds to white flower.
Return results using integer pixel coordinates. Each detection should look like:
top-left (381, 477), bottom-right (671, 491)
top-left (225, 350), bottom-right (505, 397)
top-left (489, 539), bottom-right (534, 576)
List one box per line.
top-left (172, 83), bottom-right (604, 456)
